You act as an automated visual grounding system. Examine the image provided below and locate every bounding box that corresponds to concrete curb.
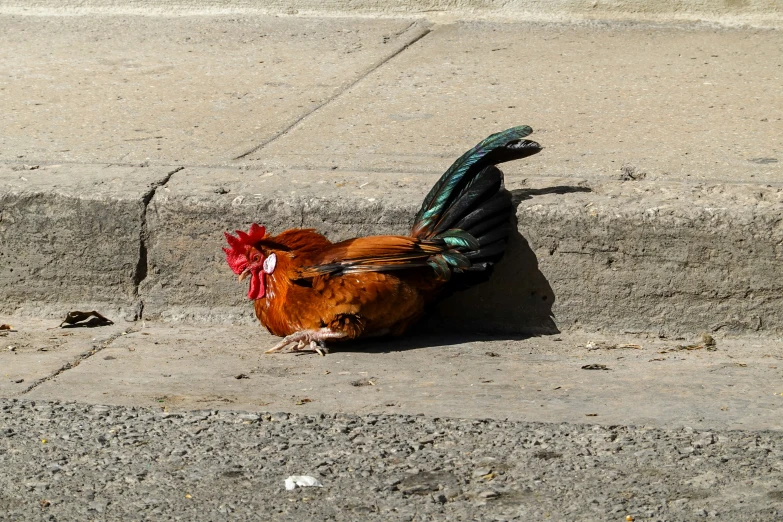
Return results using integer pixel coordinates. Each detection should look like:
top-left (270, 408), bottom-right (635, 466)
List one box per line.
top-left (0, 164), bottom-right (180, 321)
top-left (3, 164), bottom-right (781, 337)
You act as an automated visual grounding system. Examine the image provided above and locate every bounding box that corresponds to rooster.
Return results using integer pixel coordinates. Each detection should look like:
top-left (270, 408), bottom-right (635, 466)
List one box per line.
top-left (224, 126), bottom-right (541, 354)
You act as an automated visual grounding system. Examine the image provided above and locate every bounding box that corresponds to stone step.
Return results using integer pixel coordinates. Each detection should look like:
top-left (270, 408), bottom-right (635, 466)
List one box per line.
top-left (3, 164), bottom-right (781, 337)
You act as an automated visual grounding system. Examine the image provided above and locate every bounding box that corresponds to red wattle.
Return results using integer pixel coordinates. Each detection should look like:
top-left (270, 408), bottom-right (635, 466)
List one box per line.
top-left (247, 270), bottom-right (266, 300)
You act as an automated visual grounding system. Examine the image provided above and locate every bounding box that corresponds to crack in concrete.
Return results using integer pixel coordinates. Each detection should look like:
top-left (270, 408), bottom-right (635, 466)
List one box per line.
top-left (231, 23), bottom-right (433, 160)
top-left (20, 327), bottom-right (138, 395)
top-left (132, 166), bottom-right (184, 319)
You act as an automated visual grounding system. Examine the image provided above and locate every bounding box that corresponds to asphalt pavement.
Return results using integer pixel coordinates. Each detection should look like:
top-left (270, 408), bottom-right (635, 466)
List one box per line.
top-left (2, 400), bottom-right (782, 521)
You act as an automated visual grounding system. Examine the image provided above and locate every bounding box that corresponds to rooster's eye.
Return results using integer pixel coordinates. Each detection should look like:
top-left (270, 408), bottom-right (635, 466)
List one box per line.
top-left (252, 255), bottom-right (260, 262)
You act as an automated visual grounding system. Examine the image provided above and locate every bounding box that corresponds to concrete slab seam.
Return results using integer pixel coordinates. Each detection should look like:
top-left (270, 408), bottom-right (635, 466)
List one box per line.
top-left (231, 22), bottom-right (433, 160)
top-left (133, 166), bottom-right (185, 319)
top-left (20, 326), bottom-right (138, 395)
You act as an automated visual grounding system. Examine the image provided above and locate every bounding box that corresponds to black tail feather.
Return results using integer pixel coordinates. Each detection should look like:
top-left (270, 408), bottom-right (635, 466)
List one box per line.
top-left (430, 166), bottom-right (503, 236)
top-left (463, 239), bottom-right (507, 261)
top-left (465, 211), bottom-right (511, 239)
top-left (456, 189), bottom-right (513, 233)
top-left (476, 223), bottom-right (512, 248)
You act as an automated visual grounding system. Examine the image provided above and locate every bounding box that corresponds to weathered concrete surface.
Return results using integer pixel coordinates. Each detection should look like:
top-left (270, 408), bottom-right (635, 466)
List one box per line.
top-left (247, 23), bottom-right (783, 185)
top-left (1, 0), bottom-right (781, 27)
top-left (0, 15), bottom-right (428, 165)
top-left (0, 164), bottom-right (177, 320)
top-left (0, 319), bottom-right (127, 397)
top-left (12, 320), bottom-right (783, 431)
top-left (466, 178), bottom-right (783, 336)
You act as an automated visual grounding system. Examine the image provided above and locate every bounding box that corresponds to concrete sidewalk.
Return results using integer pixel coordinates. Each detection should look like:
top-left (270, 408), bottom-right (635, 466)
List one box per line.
top-left (1, 13), bottom-right (782, 339)
top-left (2, 318), bottom-right (782, 432)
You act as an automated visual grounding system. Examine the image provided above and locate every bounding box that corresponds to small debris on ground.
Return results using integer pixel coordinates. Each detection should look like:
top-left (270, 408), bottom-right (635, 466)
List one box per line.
top-left (533, 450), bottom-right (563, 460)
top-left (350, 378), bottom-right (375, 387)
top-left (235, 373), bottom-right (250, 380)
top-left (59, 311), bottom-right (114, 328)
top-left (0, 324), bottom-right (17, 336)
top-left (284, 476), bottom-right (323, 490)
top-left (295, 398), bottom-right (312, 406)
top-left (619, 164), bottom-right (646, 181)
top-left (585, 341), bottom-right (641, 351)
top-left (11, 164), bottom-right (40, 171)
top-left (585, 413), bottom-right (598, 417)
top-left (581, 364), bottom-right (610, 370)
top-left (662, 333), bottom-right (718, 353)
top-left (485, 351), bottom-right (500, 357)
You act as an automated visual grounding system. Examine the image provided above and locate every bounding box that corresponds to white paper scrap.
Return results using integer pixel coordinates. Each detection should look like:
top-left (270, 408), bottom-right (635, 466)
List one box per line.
top-left (284, 475), bottom-right (324, 491)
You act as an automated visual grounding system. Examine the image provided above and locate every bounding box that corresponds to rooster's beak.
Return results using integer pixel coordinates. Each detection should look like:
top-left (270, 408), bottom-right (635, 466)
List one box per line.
top-left (238, 268), bottom-right (250, 282)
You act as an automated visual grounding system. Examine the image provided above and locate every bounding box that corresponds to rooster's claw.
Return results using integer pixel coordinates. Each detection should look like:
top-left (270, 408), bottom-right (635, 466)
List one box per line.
top-left (266, 328), bottom-right (344, 355)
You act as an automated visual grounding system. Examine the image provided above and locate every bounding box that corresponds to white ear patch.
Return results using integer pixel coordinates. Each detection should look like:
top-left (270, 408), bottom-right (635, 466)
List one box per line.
top-left (263, 253), bottom-right (277, 274)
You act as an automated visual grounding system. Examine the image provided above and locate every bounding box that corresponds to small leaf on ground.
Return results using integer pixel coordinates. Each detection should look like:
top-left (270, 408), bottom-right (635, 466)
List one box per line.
top-left (59, 311), bottom-right (114, 328)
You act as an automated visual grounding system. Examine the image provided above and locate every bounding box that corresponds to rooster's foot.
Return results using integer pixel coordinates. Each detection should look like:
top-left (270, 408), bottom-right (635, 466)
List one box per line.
top-left (292, 340), bottom-right (328, 356)
top-left (266, 328), bottom-right (345, 355)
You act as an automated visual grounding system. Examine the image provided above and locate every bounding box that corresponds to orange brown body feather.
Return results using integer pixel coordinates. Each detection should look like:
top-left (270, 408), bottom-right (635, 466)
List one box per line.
top-left (253, 229), bottom-right (441, 341)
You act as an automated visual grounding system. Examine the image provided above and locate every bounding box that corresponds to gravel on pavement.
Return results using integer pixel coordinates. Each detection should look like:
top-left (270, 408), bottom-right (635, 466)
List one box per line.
top-left (2, 399), bottom-right (782, 521)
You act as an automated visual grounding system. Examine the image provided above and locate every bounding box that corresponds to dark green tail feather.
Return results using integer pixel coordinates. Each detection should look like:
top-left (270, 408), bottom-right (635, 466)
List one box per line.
top-left (411, 126), bottom-right (540, 239)
top-left (427, 255), bottom-right (452, 281)
top-left (440, 251), bottom-right (471, 269)
top-left (435, 229), bottom-right (480, 250)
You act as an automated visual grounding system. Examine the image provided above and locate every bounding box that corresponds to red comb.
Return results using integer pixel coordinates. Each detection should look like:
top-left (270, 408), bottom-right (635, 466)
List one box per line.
top-left (223, 223), bottom-right (266, 274)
